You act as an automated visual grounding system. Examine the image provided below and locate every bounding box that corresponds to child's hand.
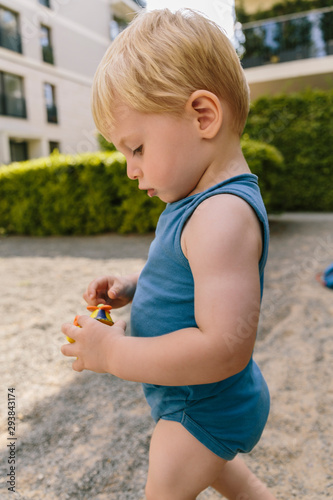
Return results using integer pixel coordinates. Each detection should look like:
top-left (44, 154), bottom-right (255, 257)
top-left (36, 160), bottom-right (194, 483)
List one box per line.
top-left (61, 315), bottom-right (127, 373)
top-left (83, 274), bottom-right (138, 309)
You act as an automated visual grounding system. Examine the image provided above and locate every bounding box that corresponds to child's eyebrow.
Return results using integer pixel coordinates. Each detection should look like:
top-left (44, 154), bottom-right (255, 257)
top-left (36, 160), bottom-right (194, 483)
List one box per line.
top-left (114, 138), bottom-right (128, 152)
top-left (117, 133), bottom-right (138, 150)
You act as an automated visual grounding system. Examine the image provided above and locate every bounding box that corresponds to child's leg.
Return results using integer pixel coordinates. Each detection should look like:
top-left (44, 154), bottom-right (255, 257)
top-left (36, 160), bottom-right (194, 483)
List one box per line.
top-left (145, 419), bottom-right (227, 500)
top-left (145, 419), bottom-right (277, 500)
top-left (210, 455), bottom-right (277, 499)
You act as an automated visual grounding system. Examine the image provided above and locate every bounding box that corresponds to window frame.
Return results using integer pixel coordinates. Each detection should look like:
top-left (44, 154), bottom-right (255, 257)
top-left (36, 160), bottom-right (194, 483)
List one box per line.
top-left (44, 82), bottom-right (58, 124)
top-left (0, 71), bottom-right (27, 119)
top-left (9, 139), bottom-right (29, 162)
top-left (38, 0), bottom-right (51, 8)
top-left (49, 141), bottom-right (60, 154)
top-left (0, 5), bottom-right (22, 54)
top-left (40, 24), bottom-right (54, 64)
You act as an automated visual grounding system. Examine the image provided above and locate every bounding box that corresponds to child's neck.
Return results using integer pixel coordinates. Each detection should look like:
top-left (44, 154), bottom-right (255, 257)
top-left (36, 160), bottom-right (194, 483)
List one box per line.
top-left (190, 135), bottom-right (250, 196)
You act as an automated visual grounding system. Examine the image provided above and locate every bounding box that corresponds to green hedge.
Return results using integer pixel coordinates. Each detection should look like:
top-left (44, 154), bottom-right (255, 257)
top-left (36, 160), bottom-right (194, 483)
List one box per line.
top-left (244, 89), bottom-right (333, 212)
top-left (0, 139), bottom-right (283, 235)
top-left (241, 136), bottom-right (284, 209)
top-left (0, 151), bottom-right (165, 235)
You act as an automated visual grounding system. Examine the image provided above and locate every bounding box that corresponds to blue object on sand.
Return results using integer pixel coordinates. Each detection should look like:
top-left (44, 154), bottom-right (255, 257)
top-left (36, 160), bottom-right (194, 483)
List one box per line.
top-left (317, 262), bottom-right (333, 289)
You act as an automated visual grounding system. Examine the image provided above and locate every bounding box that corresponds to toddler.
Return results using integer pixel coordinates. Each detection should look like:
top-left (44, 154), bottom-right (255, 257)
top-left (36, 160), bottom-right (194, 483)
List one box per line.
top-left (62, 9), bottom-right (277, 500)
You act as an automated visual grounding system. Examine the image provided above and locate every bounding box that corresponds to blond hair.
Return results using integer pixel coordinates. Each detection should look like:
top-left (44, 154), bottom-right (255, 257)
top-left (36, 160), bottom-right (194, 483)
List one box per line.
top-left (92, 8), bottom-right (249, 138)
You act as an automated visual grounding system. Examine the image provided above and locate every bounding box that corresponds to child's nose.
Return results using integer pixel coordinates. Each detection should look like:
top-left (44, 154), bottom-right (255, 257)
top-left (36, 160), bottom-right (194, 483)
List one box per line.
top-left (127, 160), bottom-right (141, 180)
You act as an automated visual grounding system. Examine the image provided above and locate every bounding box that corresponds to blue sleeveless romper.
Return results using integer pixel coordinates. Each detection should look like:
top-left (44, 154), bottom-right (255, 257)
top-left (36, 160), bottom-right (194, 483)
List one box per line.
top-left (130, 174), bottom-right (270, 460)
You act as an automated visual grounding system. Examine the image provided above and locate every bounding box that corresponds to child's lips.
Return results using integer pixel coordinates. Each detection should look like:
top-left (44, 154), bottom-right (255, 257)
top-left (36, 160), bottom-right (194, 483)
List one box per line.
top-left (139, 185), bottom-right (157, 197)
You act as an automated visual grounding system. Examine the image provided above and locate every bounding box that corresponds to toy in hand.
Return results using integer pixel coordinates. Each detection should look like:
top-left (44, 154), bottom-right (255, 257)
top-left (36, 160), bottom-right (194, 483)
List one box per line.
top-left (66, 304), bottom-right (114, 343)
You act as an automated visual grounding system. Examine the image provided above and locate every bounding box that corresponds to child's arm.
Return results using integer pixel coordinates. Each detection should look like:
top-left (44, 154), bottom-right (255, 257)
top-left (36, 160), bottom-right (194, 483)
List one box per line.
top-left (62, 195), bottom-right (262, 384)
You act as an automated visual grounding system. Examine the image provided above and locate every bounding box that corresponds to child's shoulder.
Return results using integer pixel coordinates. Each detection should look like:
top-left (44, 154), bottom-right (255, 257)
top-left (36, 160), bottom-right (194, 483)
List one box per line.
top-left (188, 191), bottom-right (260, 232)
top-left (181, 193), bottom-right (262, 263)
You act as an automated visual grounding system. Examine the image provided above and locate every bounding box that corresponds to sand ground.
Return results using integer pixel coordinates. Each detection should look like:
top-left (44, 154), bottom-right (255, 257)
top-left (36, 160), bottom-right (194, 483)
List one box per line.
top-left (0, 214), bottom-right (333, 499)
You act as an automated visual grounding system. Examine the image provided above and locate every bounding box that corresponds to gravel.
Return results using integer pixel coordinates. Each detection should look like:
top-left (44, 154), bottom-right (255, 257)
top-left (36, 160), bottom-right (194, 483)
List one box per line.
top-left (0, 218), bottom-right (332, 499)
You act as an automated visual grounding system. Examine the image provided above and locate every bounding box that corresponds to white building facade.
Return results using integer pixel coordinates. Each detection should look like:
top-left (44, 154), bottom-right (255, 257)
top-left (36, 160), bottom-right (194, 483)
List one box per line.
top-left (0, 0), bottom-right (144, 164)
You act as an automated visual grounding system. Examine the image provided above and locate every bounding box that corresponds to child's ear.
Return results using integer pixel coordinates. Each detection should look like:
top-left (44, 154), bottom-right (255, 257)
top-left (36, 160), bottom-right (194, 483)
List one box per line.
top-left (186, 90), bottom-right (222, 139)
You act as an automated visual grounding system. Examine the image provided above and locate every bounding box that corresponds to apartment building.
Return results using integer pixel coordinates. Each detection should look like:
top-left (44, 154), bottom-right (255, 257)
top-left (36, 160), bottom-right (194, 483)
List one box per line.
top-left (235, 0), bottom-right (333, 99)
top-left (0, 0), bottom-right (144, 164)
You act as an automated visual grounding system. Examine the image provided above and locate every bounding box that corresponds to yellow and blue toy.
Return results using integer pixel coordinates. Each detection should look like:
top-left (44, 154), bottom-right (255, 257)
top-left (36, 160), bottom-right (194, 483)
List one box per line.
top-left (66, 304), bottom-right (113, 343)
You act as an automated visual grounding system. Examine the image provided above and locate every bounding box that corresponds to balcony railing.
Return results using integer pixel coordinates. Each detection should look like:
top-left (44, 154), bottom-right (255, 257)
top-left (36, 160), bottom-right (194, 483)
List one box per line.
top-left (0, 94), bottom-right (27, 118)
top-left (237, 7), bottom-right (333, 69)
top-left (42, 44), bottom-right (54, 64)
top-left (46, 105), bottom-right (58, 123)
top-left (0, 27), bottom-right (22, 54)
top-left (133, 0), bottom-right (146, 7)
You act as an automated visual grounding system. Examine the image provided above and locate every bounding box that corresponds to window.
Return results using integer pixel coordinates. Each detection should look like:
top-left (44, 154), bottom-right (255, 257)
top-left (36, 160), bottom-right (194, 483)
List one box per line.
top-left (0, 72), bottom-right (27, 118)
top-left (10, 139), bottom-right (28, 162)
top-left (49, 141), bottom-right (60, 153)
top-left (39, 0), bottom-right (51, 7)
top-left (133, 0), bottom-right (146, 7)
top-left (40, 25), bottom-right (54, 64)
top-left (0, 6), bottom-right (22, 53)
top-left (110, 16), bottom-right (128, 41)
top-left (44, 83), bottom-right (58, 123)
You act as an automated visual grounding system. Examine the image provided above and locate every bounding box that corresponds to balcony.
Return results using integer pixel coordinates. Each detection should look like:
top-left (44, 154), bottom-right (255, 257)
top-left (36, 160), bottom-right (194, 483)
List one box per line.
top-left (110, 0), bottom-right (144, 20)
top-left (0, 26), bottom-right (22, 54)
top-left (0, 94), bottom-right (27, 118)
top-left (42, 44), bottom-right (54, 65)
top-left (238, 7), bottom-right (333, 69)
top-left (46, 105), bottom-right (58, 124)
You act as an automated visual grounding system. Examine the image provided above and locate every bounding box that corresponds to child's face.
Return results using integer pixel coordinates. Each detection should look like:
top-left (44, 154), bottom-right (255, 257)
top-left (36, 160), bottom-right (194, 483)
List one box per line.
top-left (109, 104), bottom-right (209, 203)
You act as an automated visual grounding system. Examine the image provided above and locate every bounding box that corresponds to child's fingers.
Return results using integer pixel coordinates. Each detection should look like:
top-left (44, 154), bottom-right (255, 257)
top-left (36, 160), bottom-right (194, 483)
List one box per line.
top-left (83, 290), bottom-right (104, 305)
top-left (83, 281), bottom-right (97, 300)
top-left (107, 276), bottom-right (127, 300)
top-left (63, 315), bottom-right (92, 339)
top-left (75, 315), bottom-right (92, 328)
top-left (108, 276), bottom-right (134, 302)
top-left (60, 341), bottom-right (77, 357)
top-left (61, 322), bottom-right (80, 341)
top-left (61, 342), bottom-right (84, 371)
top-left (84, 276), bottom-right (109, 303)
top-left (71, 357), bottom-right (84, 372)
top-left (107, 287), bottom-right (119, 299)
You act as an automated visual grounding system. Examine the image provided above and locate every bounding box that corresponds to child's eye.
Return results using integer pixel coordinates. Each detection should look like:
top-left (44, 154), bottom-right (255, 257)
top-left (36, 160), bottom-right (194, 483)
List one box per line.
top-left (133, 145), bottom-right (143, 156)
